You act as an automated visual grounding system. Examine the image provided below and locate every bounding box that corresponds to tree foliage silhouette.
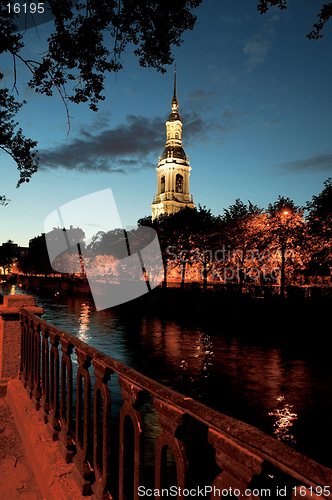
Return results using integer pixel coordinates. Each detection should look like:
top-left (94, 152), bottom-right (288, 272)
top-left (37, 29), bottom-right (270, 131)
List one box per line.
top-left (0, 0), bottom-right (202, 199)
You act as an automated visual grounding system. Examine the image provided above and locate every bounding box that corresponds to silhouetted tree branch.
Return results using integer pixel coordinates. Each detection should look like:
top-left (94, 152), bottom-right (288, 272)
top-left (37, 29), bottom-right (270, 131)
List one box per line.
top-left (257, 0), bottom-right (332, 39)
top-left (0, 0), bottom-right (202, 199)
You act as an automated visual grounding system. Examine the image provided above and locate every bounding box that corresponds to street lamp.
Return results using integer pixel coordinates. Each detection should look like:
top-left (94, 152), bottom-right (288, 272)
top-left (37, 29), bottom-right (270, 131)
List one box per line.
top-left (280, 209), bottom-right (292, 298)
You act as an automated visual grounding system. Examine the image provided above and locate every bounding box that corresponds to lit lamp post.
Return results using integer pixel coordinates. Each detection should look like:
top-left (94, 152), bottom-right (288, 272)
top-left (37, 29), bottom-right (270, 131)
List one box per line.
top-left (280, 209), bottom-right (291, 298)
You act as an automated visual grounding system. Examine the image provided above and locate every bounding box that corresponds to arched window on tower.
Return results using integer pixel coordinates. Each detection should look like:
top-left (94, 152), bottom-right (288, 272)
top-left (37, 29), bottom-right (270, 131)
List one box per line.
top-left (160, 175), bottom-right (165, 194)
top-left (176, 174), bottom-right (183, 193)
top-left (175, 131), bottom-right (180, 140)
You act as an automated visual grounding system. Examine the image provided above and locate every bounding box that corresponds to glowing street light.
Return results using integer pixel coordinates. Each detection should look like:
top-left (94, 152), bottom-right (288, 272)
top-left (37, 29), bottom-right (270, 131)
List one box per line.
top-left (280, 208), bottom-right (292, 298)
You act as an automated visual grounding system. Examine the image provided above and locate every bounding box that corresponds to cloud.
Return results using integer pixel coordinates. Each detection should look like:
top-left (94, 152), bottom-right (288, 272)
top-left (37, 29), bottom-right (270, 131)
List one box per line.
top-left (220, 14), bottom-right (251, 26)
top-left (39, 112), bottom-right (219, 173)
top-left (243, 14), bottom-right (279, 70)
top-left (244, 37), bottom-right (271, 68)
top-left (276, 154), bottom-right (332, 173)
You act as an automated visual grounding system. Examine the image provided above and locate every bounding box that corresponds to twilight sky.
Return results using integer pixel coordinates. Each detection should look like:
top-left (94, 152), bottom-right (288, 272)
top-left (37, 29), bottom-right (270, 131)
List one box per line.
top-left (1, 0), bottom-right (332, 246)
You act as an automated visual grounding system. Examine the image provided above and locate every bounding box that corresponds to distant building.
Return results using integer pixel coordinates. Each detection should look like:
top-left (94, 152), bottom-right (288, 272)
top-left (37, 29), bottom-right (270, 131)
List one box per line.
top-left (151, 70), bottom-right (195, 220)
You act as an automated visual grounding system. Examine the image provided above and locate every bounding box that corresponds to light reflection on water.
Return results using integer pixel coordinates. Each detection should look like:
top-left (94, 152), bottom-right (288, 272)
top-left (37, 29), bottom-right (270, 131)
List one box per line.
top-left (1, 284), bottom-right (332, 468)
top-left (75, 302), bottom-right (91, 342)
top-left (268, 396), bottom-right (298, 443)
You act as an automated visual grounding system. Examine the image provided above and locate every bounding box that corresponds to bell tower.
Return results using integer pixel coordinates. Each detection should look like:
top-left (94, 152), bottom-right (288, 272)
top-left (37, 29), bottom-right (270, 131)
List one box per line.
top-left (151, 69), bottom-right (195, 220)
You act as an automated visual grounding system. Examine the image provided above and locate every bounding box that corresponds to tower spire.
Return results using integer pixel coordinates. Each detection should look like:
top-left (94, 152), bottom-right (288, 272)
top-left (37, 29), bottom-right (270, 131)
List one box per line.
top-left (172, 64), bottom-right (178, 109)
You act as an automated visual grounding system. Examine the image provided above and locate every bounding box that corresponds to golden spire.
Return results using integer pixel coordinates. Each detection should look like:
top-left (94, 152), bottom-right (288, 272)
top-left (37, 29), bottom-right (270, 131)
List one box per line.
top-left (172, 64), bottom-right (178, 109)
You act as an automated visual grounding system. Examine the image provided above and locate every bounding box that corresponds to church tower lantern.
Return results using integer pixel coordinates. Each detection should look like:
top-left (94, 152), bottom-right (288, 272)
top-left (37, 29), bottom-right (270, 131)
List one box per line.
top-left (151, 69), bottom-right (195, 220)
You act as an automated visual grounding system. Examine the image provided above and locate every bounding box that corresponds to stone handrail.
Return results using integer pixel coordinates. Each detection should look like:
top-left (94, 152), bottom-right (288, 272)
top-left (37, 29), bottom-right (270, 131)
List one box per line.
top-left (15, 305), bottom-right (332, 499)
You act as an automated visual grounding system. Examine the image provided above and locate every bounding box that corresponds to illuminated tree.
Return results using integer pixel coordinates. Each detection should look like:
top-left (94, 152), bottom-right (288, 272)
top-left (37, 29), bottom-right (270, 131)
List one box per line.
top-left (18, 227), bottom-right (85, 276)
top-left (160, 207), bottom-right (221, 287)
top-left (265, 197), bottom-right (306, 296)
top-left (140, 208), bottom-right (218, 287)
top-left (0, 240), bottom-right (18, 274)
top-left (88, 229), bottom-right (129, 259)
top-left (219, 199), bottom-right (265, 291)
top-left (189, 207), bottom-right (220, 288)
top-left (139, 214), bottom-right (178, 288)
top-left (305, 178), bottom-right (332, 276)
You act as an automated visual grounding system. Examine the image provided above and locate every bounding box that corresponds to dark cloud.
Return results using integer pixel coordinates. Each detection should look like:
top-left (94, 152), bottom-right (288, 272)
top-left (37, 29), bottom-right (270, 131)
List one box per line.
top-left (276, 154), bottom-right (332, 173)
top-left (39, 112), bottom-right (220, 173)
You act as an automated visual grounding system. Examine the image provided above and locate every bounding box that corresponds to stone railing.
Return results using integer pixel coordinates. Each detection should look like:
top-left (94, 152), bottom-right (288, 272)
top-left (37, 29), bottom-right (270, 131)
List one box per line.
top-left (153, 194), bottom-right (194, 204)
top-left (17, 306), bottom-right (332, 499)
top-left (1, 295), bottom-right (331, 499)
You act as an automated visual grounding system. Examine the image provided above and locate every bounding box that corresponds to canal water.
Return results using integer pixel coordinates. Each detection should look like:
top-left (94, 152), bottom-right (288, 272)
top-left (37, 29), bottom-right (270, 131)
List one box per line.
top-left (2, 282), bottom-right (332, 469)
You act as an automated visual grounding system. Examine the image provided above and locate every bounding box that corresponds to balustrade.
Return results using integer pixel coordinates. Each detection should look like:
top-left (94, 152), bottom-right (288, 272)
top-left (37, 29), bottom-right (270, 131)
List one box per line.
top-left (19, 308), bottom-right (332, 499)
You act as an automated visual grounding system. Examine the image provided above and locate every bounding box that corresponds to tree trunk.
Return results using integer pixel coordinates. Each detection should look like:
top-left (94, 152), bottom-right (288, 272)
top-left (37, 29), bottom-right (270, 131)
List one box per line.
top-left (280, 243), bottom-right (286, 298)
top-left (202, 261), bottom-right (208, 289)
top-left (181, 261), bottom-right (186, 289)
top-left (239, 268), bottom-right (244, 293)
top-left (163, 259), bottom-right (168, 288)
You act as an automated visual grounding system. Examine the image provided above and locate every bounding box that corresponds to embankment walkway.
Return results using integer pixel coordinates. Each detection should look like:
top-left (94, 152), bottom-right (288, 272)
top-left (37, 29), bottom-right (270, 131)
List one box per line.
top-left (0, 397), bottom-right (41, 499)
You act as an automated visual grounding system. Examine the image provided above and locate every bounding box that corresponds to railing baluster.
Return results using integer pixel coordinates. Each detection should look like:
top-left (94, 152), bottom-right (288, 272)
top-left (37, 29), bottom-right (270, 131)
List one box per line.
top-left (208, 429), bottom-right (263, 499)
top-left (20, 313), bottom-right (28, 385)
top-left (118, 375), bottom-right (144, 500)
top-left (93, 358), bottom-right (112, 497)
top-left (33, 322), bottom-right (42, 409)
top-left (41, 326), bottom-right (50, 423)
top-left (28, 317), bottom-right (35, 397)
top-left (19, 313), bottom-right (25, 380)
top-left (75, 348), bottom-right (94, 496)
top-left (154, 398), bottom-right (187, 497)
top-left (60, 337), bottom-right (76, 462)
top-left (49, 333), bottom-right (61, 440)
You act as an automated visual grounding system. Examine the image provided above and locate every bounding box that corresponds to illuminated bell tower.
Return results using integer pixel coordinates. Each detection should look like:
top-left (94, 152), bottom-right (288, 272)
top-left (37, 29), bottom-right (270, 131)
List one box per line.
top-left (151, 69), bottom-right (195, 220)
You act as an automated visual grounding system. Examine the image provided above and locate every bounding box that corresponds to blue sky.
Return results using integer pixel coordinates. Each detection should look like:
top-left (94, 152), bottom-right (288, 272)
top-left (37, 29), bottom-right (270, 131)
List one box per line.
top-left (1, 0), bottom-right (332, 246)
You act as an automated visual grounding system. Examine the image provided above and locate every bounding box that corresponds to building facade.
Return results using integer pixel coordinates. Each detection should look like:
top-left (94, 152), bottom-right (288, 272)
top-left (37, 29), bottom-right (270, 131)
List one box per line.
top-left (151, 71), bottom-right (195, 220)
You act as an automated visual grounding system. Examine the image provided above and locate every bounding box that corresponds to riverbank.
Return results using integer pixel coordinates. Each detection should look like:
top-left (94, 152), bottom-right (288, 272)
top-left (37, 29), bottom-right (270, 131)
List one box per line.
top-left (10, 274), bottom-right (332, 342)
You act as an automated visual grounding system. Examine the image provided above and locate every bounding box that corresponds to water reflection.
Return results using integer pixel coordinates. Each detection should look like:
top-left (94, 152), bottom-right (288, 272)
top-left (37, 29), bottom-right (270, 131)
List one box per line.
top-left (194, 331), bottom-right (214, 377)
top-left (269, 395), bottom-right (298, 443)
top-left (1, 283), bottom-right (331, 468)
top-left (75, 302), bottom-right (91, 342)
